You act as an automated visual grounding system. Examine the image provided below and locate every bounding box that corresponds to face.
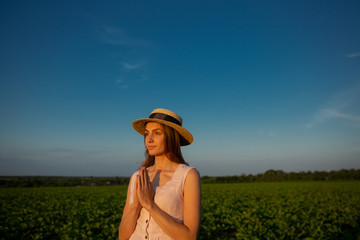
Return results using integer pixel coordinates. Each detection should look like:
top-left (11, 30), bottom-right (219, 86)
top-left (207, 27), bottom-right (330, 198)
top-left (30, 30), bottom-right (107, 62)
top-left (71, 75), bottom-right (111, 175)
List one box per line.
top-left (144, 122), bottom-right (166, 157)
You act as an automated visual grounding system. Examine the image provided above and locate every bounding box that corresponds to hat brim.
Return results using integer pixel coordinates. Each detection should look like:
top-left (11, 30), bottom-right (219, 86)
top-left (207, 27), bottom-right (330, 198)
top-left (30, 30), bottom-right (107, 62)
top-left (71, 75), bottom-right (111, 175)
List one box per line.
top-left (132, 118), bottom-right (193, 146)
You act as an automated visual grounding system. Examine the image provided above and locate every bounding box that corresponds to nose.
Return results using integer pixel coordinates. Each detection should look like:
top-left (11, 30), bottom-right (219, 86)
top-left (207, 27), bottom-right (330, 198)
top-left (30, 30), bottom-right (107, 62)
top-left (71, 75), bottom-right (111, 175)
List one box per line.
top-left (146, 133), bottom-right (154, 142)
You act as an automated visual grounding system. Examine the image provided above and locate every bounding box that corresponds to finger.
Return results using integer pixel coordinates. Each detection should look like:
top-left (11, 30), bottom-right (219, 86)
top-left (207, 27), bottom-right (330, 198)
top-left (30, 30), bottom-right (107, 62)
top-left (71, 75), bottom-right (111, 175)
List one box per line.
top-left (138, 169), bottom-right (143, 188)
top-left (145, 168), bottom-right (151, 186)
top-left (136, 174), bottom-right (139, 187)
top-left (142, 167), bottom-right (147, 186)
top-left (136, 174), bottom-right (140, 190)
top-left (143, 168), bottom-right (148, 185)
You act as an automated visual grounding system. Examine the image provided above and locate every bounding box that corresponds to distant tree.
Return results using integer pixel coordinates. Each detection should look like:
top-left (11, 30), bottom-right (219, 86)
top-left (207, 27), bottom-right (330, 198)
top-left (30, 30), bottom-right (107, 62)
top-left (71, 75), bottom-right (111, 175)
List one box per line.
top-left (263, 169), bottom-right (276, 181)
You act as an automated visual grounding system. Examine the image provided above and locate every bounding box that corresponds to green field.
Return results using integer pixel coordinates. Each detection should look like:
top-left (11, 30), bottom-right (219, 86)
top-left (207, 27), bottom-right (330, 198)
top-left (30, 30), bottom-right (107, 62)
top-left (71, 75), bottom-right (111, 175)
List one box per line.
top-left (1, 181), bottom-right (360, 239)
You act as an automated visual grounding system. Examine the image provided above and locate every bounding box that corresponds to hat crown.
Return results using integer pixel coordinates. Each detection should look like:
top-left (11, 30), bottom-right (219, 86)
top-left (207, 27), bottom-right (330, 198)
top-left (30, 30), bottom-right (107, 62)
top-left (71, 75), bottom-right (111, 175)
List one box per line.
top-left (132, 108), bottom-right (193, 145)
top-left (150, 108), bottom-right (183, 125)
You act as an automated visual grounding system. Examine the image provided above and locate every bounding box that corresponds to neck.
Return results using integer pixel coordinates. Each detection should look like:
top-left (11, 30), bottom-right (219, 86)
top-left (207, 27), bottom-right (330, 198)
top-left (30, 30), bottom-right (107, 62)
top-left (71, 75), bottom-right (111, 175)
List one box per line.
top-left (153, 155), bottom-right (177, 171)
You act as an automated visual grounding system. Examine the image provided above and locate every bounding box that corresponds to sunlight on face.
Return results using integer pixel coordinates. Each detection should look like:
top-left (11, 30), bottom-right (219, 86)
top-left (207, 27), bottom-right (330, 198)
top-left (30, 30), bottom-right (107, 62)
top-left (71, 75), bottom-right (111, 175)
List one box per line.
top-left (144, 122), bottom-right (166, 157)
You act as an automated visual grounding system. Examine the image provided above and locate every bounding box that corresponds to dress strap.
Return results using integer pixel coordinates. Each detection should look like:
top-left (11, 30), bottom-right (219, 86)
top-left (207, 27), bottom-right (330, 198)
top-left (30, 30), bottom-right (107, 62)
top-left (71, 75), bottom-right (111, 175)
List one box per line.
top-left (172, 164), bottom-right (194, 190)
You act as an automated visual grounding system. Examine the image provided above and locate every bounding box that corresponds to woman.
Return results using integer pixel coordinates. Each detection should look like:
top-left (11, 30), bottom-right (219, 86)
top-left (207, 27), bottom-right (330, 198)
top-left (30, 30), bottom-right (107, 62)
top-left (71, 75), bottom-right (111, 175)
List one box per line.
top-left (118, 108), bottom-right (201, 240)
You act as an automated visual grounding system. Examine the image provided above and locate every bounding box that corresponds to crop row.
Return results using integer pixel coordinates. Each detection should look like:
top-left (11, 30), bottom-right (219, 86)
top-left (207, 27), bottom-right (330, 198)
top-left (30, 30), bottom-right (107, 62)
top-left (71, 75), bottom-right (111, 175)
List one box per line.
top-left (1, 181), bottom-right (359, 239)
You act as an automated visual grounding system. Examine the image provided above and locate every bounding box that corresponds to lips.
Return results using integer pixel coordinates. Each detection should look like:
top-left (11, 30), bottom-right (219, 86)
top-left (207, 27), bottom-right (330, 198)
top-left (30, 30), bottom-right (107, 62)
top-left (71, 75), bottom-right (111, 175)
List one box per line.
top-left (147, 146), bottom-right (156, 150)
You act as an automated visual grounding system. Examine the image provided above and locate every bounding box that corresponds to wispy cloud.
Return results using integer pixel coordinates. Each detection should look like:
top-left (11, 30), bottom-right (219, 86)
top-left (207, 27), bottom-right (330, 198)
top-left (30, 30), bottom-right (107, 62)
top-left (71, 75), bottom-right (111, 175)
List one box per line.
top-left (121, 62), bottom-right (141, 70)
top-left (307, 86), bottom-right (360, 128)
top-left (99, 27), bottom-right (150, 46)
top-left (98, 26), bottom-right (151, 87)
top-left (307, 109), bottom-right (360, 128)
top-left (117, 74), bottom-right (147, 84)
top-left (258, 130), bottom-right (276, 137)
top-left (116, 61), bottom-right (148, 88)
top-left (40, 148), bottom-right (105, 155)
top-left (347, 52), bottom-right (360, 58)
top-left (321, 109), bottom-right (360, 121)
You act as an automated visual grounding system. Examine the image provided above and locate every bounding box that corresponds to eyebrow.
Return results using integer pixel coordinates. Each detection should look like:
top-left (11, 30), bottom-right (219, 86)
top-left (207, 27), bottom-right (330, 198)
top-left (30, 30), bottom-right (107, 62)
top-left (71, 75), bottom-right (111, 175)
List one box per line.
top-left (144, 128), bottom-right (163, 132)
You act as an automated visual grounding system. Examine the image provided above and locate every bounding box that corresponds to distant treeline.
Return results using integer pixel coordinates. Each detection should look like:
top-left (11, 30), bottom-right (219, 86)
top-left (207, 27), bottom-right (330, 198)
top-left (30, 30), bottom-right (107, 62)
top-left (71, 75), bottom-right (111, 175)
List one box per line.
top-left (0, 176), bottom-right (130, 188)
top-left (1, 168), bottom-right (359, 188)
top-left (201, 168), bottom-right (360, 183)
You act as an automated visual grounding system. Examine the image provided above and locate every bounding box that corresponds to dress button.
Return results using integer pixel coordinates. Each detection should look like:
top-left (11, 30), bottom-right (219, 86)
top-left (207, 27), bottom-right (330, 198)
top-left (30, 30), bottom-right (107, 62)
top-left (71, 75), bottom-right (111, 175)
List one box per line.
top-left (146, 220), bottom-right (148, 223)
top-left (145, 236), bottom-right (147, 239)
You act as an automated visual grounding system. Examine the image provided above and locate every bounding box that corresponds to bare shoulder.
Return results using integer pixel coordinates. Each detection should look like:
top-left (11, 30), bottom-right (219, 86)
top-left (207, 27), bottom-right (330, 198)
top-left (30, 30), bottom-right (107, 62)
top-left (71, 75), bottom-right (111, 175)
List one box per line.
top-left (183, 168), bottom-right (201, 212)
top-left (188, 168), bottom-right (200, 178)
top-left (184, 168), bottom-right (200, 186)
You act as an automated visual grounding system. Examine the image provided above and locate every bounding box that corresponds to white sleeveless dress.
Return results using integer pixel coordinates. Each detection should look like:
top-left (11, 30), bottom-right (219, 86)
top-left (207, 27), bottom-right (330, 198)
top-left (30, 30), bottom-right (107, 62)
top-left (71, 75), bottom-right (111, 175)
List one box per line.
top-left (129, 164), bottom-right (194, 240)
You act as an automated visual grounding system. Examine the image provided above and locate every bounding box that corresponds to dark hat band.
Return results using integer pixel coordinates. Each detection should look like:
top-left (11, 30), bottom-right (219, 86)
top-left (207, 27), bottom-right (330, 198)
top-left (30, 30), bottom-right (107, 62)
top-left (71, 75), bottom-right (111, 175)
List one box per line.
top-left (149, 113), bottom-right (182, 126)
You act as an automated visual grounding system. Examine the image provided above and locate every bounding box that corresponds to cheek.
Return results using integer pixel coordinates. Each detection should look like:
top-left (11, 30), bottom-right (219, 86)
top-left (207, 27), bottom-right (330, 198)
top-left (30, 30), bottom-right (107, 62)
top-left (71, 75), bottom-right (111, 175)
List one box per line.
top-left (159, 136), bottom-right (166, 147)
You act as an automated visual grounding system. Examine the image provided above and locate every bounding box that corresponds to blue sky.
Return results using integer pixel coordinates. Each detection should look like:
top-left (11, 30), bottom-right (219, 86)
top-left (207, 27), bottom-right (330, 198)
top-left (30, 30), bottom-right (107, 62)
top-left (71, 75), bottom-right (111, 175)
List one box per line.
top-left (1, 0), bottom-right (360, 176)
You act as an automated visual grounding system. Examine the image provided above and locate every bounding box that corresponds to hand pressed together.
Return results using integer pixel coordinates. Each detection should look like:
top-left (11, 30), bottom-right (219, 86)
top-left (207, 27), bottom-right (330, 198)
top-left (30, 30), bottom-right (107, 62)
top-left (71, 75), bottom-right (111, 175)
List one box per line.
top-left (136, 167), bottom-right (155, 210)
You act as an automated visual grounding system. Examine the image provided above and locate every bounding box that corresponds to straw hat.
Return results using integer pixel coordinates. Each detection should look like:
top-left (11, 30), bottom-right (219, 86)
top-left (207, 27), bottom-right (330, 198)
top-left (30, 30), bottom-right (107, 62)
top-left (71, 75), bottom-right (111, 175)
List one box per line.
top-left (132, 108), bottom-right (193, 146)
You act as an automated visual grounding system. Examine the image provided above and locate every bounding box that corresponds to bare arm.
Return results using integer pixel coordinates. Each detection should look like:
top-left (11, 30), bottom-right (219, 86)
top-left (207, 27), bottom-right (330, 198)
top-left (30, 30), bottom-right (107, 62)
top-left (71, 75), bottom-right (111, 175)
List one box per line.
top-left (118, 173), bottom-right (141, 240)
top-left (138, 167), bottom-right (201, 240)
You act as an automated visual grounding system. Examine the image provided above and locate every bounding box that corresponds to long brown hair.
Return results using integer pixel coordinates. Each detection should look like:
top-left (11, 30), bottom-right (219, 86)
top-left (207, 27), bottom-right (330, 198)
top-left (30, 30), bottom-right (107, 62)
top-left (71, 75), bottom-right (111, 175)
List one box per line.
top-left (142, 123), bottom-right (188, 168)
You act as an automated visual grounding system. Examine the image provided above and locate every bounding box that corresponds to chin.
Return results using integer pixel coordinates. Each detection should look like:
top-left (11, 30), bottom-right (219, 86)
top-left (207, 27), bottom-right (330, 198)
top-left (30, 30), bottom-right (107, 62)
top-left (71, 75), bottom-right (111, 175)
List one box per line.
top-left (149, 151), bottom-right (165, 157)
top-left (148, 150), bottom-right (157, 156)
